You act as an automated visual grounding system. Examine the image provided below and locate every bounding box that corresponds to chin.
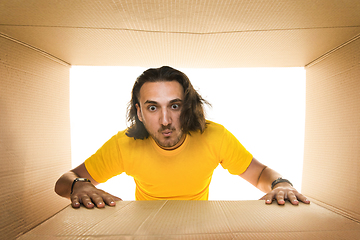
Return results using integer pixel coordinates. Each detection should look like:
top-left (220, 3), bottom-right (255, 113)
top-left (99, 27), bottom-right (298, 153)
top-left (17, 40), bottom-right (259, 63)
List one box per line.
top-left (161, 141), bottom-right (175, 148)
top-left (159, 139), bottom-right (177, 148)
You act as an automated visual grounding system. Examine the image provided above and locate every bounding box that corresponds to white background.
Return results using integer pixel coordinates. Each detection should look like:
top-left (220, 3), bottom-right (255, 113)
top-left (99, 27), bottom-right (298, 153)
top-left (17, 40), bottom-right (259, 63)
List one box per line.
top-left (70, 66), bottom-right (306, 201)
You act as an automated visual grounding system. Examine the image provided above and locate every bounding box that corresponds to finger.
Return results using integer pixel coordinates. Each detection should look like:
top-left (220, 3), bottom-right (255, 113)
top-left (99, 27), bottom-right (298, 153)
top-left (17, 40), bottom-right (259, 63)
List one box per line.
top-left (80, 195), bottom-right (95, 209)
top-left (71, 195), bottom-right (81, 208)
top-left (89, 193), bottom-right (106, 208)
top-left (102, 195), bottom-right (123, 207)
top-left (276, 190), bottom-right (285, 205)
top-left (287, 191), bottom-right (299, 205)
top-left (260, 193), bottom-right (274, 204)
top-left (295, 192), bottom-right (311, 204)
top-left (112, 195), bottom-right (123, 201)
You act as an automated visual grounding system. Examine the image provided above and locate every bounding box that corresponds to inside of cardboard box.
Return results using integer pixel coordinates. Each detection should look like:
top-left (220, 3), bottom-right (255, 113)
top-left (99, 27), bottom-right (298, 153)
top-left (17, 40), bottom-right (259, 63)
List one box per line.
top-left (17, 201), bottom-right (360, 239)
top-left (1, 1), bottom-right (360, 239)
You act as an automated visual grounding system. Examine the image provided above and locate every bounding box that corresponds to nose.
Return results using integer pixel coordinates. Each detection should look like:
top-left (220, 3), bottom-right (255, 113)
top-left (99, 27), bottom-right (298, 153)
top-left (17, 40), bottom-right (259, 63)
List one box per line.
top-left (160, 108), bottom-right (171, 126)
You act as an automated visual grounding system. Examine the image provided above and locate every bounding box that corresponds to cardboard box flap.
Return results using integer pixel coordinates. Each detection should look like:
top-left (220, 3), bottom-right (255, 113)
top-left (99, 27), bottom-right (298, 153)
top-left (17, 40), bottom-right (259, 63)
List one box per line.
top-left (0, 36), bottom-right (71, 239)
top-left (303, 36), bottom-right (360, 222)
top-left (18, 200), bottom-right (360, 239)
top-left (1, 0), bottom-right (360, 67)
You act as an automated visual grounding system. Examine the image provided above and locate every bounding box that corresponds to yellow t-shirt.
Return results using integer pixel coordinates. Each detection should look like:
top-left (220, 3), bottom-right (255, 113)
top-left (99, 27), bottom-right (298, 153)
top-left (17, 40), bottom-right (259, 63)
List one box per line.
top-left (84, 121), bottom-right (253, 200)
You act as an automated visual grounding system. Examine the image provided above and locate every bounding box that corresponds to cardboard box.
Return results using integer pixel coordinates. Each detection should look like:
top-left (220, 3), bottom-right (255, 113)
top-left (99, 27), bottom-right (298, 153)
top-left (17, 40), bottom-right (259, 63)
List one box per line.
top-left (0, 1), bottom-right (359, 239)
top-left (17, 201), bottom-right (360, 239)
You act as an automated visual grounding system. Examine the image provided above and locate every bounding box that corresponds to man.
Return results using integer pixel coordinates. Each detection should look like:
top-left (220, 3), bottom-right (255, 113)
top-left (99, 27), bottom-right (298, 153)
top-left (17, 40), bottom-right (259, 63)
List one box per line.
top-left (55, 66), bottom-right (310, 208)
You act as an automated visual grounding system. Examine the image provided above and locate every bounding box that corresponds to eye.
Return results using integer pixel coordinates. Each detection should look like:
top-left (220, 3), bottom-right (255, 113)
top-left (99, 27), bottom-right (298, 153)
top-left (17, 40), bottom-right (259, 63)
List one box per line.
top-left (171, 104), bottom-right (180, 110)
top-left (148, 105), bottom-right (157, 111)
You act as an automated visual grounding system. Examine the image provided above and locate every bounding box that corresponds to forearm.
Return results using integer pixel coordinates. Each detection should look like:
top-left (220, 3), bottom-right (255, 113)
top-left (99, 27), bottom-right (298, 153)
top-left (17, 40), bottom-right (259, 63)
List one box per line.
top-left (54, 171), bottom-right (79, 199)
top-left (242, 158), bottom-right (308, 205)
top-left (256, 166), bottom-right (282, 193)
top-left (258, 166), bottom-right (310, 205)
top-left (55, 163), bottom-right (121, 208)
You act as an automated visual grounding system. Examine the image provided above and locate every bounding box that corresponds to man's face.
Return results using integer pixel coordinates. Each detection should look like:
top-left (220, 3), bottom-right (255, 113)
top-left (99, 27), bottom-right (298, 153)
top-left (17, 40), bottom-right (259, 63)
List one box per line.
top-left (136, 81), bottom-right (185, 150)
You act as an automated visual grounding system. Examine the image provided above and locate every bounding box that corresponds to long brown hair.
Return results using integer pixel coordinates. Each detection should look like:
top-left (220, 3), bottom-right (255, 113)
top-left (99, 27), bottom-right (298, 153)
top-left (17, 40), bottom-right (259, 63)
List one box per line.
top-left (126, 66), bottom-right (210, 139)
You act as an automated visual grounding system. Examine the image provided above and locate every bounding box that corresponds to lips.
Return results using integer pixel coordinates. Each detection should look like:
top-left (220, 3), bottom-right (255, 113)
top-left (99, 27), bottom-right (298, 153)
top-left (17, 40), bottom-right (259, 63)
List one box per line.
top-left (162, 130), bottom-right (172, 137)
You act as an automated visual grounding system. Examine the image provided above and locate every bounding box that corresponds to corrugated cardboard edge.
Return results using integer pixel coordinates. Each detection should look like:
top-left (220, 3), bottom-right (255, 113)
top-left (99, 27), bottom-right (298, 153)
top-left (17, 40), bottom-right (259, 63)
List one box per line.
top-left (17, 200), bottom-right (360, 239)
top-left (17, 204), bottom-right (71, 239)
top-left (308, 198), bottom-right (360, 224)
top-left (0, 32), bottom-right (70, 66)
top-left (305, 32), bottom-right (360, 68)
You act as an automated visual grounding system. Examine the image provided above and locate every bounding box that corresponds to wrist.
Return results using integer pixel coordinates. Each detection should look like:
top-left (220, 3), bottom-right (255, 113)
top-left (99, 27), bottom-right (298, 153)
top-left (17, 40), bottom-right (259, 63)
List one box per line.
top-left (271, 177), bottom-right (293, 190)
top-left (70, 178), bottom-right (91, 195)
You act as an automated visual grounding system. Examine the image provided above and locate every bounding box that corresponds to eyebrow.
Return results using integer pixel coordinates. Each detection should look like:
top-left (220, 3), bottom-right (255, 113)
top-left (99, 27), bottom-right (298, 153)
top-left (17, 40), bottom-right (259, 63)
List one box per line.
top-left (144, 100), bottom-right (158, 105)
top-left (144, 98), bottom-right (182, 105)
top-left (169, 98), bottom-right (183, 103)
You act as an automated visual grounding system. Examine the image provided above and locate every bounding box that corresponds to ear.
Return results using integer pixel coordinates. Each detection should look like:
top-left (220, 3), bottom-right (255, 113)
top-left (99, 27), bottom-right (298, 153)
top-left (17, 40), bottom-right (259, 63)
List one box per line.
top-left (135, 103), bottom-right (143, 122)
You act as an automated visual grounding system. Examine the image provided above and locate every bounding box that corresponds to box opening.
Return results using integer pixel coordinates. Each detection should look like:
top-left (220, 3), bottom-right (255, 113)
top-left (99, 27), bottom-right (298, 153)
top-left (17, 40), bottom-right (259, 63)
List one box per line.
top-left (69, 66), bottom-right (306, 201)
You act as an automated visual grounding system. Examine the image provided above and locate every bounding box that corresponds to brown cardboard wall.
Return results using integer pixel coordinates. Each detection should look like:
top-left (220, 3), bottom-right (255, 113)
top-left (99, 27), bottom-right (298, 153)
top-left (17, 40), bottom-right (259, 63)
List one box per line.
top-left (1, 0), bottom-right (360, 68)
top-left (17, 201), bottom-right (360, 239)
top-left (303, 36), bottom-right (360, 221)
top-left (0, 35), bottom-right (71, 239)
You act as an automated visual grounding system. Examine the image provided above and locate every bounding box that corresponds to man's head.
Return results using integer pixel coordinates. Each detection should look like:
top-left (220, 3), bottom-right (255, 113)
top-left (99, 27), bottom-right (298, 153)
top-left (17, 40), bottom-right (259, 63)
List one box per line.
top-left (126, 66), bottom-right (209, 148)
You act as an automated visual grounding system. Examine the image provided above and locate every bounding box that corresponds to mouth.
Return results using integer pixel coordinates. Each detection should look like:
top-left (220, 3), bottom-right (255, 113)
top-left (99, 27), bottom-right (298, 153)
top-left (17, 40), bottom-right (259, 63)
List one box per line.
top-left (162, 130), bottom-right (172, 137)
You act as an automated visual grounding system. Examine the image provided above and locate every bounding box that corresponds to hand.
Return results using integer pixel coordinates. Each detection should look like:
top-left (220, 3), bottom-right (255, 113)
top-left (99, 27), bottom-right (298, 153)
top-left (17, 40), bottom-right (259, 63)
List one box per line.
top-left (260, 182), bottom-right (310, 205)
top-left (70, 181), bottom-right (122, 209)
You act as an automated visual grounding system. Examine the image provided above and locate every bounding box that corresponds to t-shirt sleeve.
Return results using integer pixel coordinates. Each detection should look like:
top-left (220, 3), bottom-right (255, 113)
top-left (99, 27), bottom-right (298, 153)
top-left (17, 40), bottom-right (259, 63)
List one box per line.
top-left (219, 127), bottom-right (253, 175)
top-left (84, 133), bottom-right (125, 183)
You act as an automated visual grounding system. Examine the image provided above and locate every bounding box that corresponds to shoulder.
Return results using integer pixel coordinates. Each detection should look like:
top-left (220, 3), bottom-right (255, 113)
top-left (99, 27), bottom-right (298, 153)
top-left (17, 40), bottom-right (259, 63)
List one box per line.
top-left (97, 130), bottom-right (142, 150)
top-left (205, 120), bottom-right (225, 129)
top-left (202, 120), bottom-right (239, 142)
top-left (189, 120), bottom-right (228, 140)
top-left (115, 129), bottom-right (130, 141)
top-left (204, 120), bottom-right (227, 135)
top-left (114, 129), bottom-right (150, 147)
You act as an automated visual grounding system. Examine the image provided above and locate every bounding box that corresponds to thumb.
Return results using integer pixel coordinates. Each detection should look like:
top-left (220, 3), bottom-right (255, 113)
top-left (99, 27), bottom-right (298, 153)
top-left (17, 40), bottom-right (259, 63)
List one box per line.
top-left (259, 194), bottom-right (267, 200)
top-left (110, 194), bottom-right (123, 201)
